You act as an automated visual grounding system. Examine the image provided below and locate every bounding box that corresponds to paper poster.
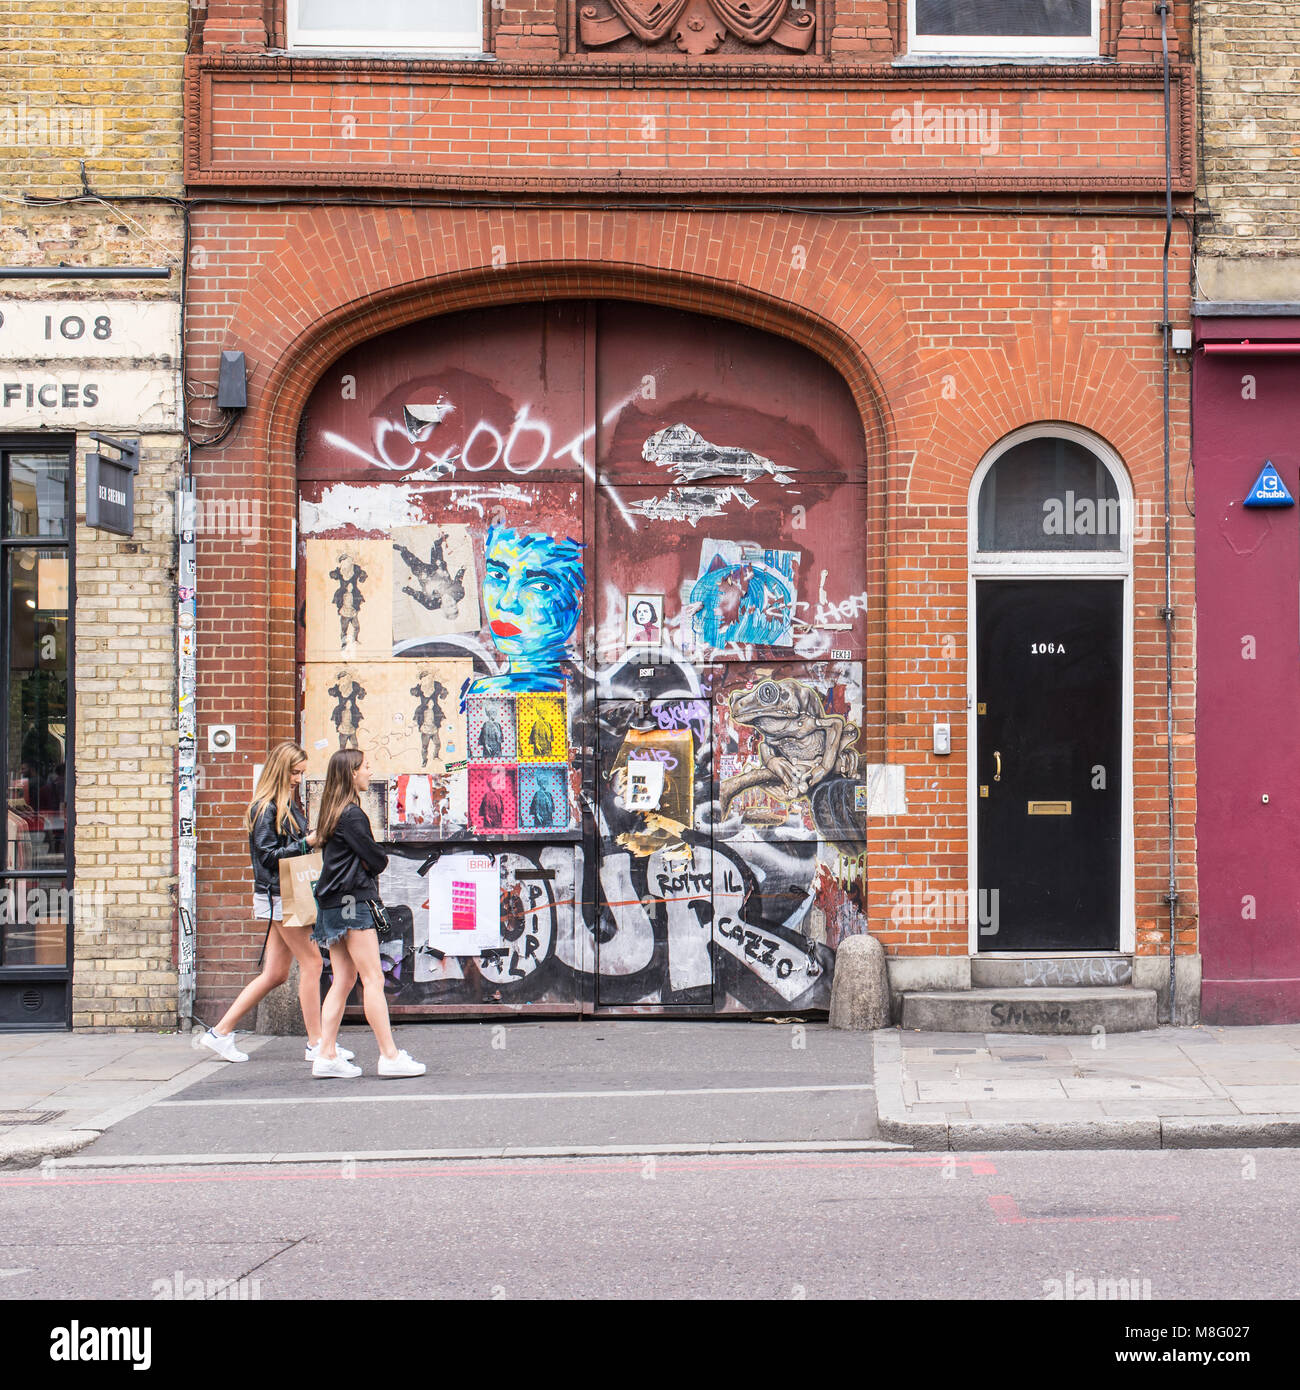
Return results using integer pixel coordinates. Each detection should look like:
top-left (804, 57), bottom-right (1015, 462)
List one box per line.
top-left (388, 771), bottom-right (469, 836)
top-left (516, 693), bottom-right (567, 764)
top-left (302, 659), bottom-right (471, 777)
top-left (469, 764), bottom-right (518, 832)
top-left (517, 764), bottom-right (570, 831)
top-left (626, 594), bottom-right (664, 648)
top-left (427, 854), bottom-right (502, 956)
top-left (303, 776), bottom-right (388, 840)
top-left (467, 693), bottom-right (518, 763)
top-left (392, 524), bottom-right (480, 651)
top-left (624, 758), bottom-right (665, 812)
top-left (688, 539), bottom-right (799, 651)
top-left (304, 539), bottom-right (393, 661)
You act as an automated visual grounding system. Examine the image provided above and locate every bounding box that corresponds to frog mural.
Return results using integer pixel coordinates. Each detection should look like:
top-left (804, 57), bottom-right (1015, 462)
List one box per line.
top-left (720, 677), bottom-right (861, 833)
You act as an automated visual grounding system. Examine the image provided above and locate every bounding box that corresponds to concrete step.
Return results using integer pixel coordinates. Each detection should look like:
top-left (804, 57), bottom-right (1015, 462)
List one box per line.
top-left (901, 987), bottom-right (1158, 1035)
top-left (970, 955), bottom-right (1132, 989)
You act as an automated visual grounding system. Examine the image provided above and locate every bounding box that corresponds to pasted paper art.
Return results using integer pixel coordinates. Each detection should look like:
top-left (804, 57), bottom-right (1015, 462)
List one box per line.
top-left (303, 660), bottom-right (471, 777)
top-left (392, 524), bottom-right (480, 650)
top-left (304, 539), bottom-right (393, 662)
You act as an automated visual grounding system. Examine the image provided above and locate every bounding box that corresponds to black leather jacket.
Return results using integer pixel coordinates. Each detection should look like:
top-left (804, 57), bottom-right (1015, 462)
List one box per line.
top-left (249, 800), bottom-right (310, 897)
top-left (314, 803), bottom-right (388, 909)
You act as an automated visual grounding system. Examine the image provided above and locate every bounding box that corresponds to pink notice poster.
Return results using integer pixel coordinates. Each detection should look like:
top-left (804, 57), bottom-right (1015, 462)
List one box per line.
top-left (427, 854), bottom-right (502, 957)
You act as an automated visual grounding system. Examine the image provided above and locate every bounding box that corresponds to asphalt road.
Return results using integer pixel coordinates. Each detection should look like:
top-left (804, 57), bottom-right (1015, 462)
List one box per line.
top-left (3, 1148), bottom-right (1296, 1301)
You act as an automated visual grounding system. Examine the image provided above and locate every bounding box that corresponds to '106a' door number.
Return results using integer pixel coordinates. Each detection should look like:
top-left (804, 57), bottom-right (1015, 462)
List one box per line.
top-left (1031, 642), bottom-right (1066, 654)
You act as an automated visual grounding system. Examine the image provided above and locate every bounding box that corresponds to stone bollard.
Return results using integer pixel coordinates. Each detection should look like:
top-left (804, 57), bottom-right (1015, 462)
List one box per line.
top-left (255, 957), bottom-right (306, 1036)
top-left (829, 933), bottom-right (890, 1030)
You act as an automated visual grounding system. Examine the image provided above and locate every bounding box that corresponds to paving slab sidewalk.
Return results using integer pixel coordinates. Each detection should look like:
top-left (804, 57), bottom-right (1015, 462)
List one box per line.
top-left (0, 1030), bottom-right (269, 1167)
top-left (872, 1023), bottom-right (1300, 1150)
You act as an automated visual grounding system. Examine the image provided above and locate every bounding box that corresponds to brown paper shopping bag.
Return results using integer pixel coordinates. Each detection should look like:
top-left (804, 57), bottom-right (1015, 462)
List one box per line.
top-left (279, 851), bottom-right (323, 928)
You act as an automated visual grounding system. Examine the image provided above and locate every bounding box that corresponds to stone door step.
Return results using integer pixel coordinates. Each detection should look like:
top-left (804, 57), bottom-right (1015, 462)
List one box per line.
top-left (901, 987), bottom-right (1158, 1035)
top-left (970, 955), bottom-right (1133, 989)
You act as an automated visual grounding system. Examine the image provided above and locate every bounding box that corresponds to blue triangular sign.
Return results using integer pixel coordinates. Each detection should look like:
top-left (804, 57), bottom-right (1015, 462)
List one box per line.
top-left (1244, 461), bottom-right (1294, 508)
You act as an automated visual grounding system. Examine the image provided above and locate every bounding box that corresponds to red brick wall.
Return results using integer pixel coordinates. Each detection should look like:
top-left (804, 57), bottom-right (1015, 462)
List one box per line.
top-left (184, 206), bottom-right (1195, 1014)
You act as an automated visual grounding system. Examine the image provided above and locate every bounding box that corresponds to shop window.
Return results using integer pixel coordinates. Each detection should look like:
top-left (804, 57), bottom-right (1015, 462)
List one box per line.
top-left (908, 0), bottom-right (1100, 58)
top-left (286, 0), bottom-right (483, 53)
top-left (977, 434), bottom-right (1121, 552)
top-left (0, 445), bottom-right (71, 971)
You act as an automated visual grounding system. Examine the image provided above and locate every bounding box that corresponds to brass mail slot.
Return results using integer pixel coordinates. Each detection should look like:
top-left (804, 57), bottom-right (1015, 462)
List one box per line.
top-left (1028, 800), bottom-right (1072, 816)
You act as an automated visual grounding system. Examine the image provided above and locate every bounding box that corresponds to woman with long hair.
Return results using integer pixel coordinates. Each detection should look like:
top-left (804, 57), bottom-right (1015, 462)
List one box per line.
top-left (199, 741), bottom-right (350, 1065)
top-left (310, 748), bottom-right (424, 1079)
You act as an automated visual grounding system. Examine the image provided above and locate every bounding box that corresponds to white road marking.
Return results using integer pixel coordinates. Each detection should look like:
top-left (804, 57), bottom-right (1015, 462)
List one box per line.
top-left (154, 1082), bottom-right (875, 1108)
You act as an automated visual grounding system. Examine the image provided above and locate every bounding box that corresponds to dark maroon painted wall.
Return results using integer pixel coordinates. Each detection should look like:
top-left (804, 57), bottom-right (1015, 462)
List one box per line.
top-left (1195, 317), bottom-right (1300, 1023)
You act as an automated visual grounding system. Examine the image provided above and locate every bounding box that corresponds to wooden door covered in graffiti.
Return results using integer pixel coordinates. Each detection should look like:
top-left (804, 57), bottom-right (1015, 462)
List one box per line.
top-left (296, 300), bottom-right (873, 1016)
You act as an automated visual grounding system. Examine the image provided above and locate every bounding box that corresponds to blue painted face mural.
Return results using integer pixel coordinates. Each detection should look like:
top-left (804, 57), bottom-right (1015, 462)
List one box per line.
top-left (470, 525), bottom-right (584, 694)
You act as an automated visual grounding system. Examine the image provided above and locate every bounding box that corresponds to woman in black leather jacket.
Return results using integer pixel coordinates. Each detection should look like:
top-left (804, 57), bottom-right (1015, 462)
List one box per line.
top-left (198, 741), bottom-right (349, 1066)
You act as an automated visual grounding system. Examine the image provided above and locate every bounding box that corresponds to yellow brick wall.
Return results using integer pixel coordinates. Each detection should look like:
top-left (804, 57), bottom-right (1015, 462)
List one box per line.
top-left (0, 0), bottom-right (187, 198)
top-left (73, 433), bottom-right (184, 1029)
top-left (1198, 0), bottom-right (1300, 284)
top-left (1, 1), bottom-right (188, 1028)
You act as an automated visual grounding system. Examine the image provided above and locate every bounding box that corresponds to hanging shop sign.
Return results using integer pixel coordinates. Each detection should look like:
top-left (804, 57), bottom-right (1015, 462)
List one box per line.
top-left (85, 434), bottom-right (139, 537)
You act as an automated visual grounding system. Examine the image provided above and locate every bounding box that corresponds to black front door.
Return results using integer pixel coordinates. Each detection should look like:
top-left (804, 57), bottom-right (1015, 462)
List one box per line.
top-left (976, 580), bottom-right (1122, 951)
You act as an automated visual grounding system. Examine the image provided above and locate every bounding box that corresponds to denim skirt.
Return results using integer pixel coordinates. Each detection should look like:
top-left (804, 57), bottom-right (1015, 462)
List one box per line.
top-left (312, 904), bottom-right (377, 949)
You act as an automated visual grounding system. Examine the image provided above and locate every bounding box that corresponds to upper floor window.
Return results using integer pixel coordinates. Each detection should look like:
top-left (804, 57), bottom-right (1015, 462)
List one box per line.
top-left (287, 0), bottom-right (482, 53)
top-left (909, 1), bottom-right (1101, 58)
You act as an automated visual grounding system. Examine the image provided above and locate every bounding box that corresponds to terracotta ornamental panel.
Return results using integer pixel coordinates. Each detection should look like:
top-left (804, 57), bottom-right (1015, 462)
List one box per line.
top-left (185, 58), bottom-right (1193, 194)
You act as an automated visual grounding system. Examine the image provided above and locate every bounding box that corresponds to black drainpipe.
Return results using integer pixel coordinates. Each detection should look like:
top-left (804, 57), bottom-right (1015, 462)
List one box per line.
top-left (1156, 0), bottom-right (1180, 1021)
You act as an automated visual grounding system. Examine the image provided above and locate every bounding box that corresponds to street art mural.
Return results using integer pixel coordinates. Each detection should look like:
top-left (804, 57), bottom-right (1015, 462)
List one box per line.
top-left (471, 524), bottom-right (584, 696)
top-left (297, 301), bottom-right (871, 1016)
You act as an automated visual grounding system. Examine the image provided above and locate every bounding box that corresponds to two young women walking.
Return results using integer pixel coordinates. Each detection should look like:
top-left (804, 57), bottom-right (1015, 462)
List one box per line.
top-left (198, 743), bottom-right (425, 1079)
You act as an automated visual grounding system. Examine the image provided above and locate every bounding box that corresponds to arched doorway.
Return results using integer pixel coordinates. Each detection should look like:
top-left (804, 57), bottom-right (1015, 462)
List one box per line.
top-left (967, 425), bottom-right (1135, 954)
top-left (295, 300), bottom-right (873, 1014)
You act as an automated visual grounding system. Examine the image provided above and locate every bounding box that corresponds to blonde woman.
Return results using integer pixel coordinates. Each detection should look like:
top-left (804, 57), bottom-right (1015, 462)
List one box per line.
top-left (310, 748), bottom-right (424, 1078)
top-left (198, 741), bottom-right (352, 1067)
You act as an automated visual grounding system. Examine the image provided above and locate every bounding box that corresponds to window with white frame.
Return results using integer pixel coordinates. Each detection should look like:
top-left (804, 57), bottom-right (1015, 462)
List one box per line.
top-left (287, 0), bottom-right (483, 53)
top-left (909, 1), bottom-right (1101, 58)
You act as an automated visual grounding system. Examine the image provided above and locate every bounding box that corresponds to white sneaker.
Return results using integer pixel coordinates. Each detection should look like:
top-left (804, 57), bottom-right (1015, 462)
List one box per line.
top-left (377, 1049), bottom-right (426, 1078)
top-left (312, 1055), bottom-right (362, 1079)
top-left (199, 1028), bottom-right (248, 1063)
top-left (305, 1041), bottom-right (354, 1062)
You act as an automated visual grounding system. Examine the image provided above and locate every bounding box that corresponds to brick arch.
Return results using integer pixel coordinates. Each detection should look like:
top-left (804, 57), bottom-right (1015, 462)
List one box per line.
top-left (225, 208), bottom-right (911, 475)
top-left (895, 325), bottom-right (1159, 508)
top-left (215, 208), bottom-right (914, 747)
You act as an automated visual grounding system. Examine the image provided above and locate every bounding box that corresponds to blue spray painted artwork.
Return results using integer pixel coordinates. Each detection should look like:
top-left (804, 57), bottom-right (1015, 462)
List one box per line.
top-left (689, 539), bottom-right (799, 650)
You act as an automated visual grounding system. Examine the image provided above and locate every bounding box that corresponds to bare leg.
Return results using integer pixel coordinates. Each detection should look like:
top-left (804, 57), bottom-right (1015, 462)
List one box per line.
top-left (317, 944), bottom-right (357, 1062)
top-left (212, 926), bottom-right (291, 1035)
top-left (276, 924), bottom-right (324, 1042)
top-left (343, 928), bottom-right (398, 1060)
